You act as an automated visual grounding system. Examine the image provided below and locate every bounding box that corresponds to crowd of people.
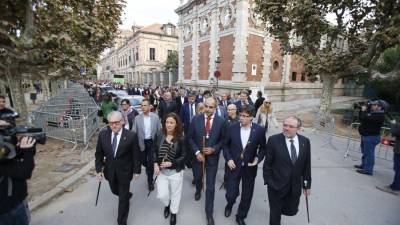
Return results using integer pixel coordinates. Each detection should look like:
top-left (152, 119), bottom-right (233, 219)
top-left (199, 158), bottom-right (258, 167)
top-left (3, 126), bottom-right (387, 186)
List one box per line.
top-left (90, 81), bottom-right (311, 225)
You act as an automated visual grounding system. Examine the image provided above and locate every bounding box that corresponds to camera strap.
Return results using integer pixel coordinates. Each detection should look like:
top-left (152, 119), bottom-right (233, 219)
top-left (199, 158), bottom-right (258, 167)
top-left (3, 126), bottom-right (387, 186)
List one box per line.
top-left (0, 176), bottom-right (13, 196)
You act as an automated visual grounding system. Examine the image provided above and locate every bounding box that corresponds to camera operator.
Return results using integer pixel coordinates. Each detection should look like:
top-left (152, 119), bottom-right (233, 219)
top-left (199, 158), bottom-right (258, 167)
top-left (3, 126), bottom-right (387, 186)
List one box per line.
top-left (0, 95), bottom-right (15, 124)
top-left (355, 100), bottom-right (385, 175)
top-left (0, 119), bottom-right (36, 225)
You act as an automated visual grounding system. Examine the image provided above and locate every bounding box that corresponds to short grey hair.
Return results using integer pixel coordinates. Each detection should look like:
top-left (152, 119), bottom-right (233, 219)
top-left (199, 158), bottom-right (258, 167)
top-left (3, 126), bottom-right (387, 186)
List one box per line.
top-left (284, 116), bottom-right (302, 128)
top-left (107, 111), bottom-right (123, 122)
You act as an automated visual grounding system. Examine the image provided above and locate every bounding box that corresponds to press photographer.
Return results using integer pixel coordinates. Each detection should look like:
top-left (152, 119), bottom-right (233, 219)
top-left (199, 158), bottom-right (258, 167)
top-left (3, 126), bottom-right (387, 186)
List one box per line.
top-left (355, 100), bottom-right (386, 176)
top-left (0, 95), bottom-right (45, 224)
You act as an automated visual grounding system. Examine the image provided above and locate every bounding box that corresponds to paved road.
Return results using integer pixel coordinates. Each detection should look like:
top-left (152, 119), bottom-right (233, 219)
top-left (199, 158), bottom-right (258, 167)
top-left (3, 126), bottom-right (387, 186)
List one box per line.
top-left (31, 128), bottom-right (400, 225)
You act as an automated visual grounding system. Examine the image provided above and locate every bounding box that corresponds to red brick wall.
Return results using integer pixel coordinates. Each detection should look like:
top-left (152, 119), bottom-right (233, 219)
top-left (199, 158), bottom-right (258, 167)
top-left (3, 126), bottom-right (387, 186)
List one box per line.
top-left (290, 55), bottom-right (309, 82)
top-left (218, 35), bottom-right (234, 80)
top-left (246, 34), bottom-right (264, 81)
top-left (269, 40), bottom-right (283, 82)
top-left (183, 46), bottom-right (192, 80)
top-left (198, 41), bottom-right (210, 80)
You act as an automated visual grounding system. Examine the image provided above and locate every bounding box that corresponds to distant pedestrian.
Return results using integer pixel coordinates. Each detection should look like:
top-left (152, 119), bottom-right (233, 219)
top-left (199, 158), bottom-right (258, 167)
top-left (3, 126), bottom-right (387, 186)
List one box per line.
top-left (254, 98), bottom-right (278, 136)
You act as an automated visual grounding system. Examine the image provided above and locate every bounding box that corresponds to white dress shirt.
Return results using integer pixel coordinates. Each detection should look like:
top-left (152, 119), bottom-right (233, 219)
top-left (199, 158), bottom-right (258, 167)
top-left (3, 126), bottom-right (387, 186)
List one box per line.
top-left (285, 135), bottom-right (299, 158)
top-left (143, 115), bottom-right (152, 139)
top-left (111, 128), bottom-right (123, 157)
top-left (240, 125), bottom-right (251, 149)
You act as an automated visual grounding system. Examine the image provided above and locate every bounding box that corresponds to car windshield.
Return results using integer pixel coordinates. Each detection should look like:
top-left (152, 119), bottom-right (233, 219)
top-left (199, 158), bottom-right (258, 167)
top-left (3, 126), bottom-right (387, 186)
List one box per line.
top-left (130, 99), bottom-right (141, 106)
top-left (112, 90), bottom-right (128, 96)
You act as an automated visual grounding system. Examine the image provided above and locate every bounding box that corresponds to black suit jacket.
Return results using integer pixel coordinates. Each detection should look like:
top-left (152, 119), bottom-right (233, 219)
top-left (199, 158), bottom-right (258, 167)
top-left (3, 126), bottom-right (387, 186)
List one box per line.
top-left (263, 133), bottom-right (311, 196)
top-left (187, 113), bottom-right (226, 164)
top-left (158, 99), bottom-right (178, 120)
top-left (175, 96), bottom-right (187, 114)
top-left (95, 127), bottom-right (141, 184)
top-left (154, 133), bottom-right (187, 172)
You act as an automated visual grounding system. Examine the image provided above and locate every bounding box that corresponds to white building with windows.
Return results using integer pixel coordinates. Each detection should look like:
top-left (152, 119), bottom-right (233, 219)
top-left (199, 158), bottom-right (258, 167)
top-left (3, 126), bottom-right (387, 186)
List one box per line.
top-left (99, 23), bottom-right (179, 85)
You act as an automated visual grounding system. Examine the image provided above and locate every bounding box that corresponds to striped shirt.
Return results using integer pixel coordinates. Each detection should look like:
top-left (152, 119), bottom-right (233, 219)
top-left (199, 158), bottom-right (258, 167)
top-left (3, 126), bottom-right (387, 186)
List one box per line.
top-left (158, 139), bottom-right (176, 164)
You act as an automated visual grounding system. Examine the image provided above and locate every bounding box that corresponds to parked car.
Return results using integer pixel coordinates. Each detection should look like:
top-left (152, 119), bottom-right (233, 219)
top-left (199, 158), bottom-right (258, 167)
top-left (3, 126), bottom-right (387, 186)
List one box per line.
top-left (115, 95), bottom-right (144, 112)
top-left (108, 90), bottom-right (129, 98)
top-left (99, 85), bottom-right (115, 96)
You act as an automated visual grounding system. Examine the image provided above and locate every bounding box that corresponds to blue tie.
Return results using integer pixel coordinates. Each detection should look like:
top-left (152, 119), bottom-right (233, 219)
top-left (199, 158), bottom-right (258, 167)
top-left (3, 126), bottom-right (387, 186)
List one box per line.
top-left (290, 139), bottom-right (297, 164)
top-left (112, 132), bottom-right (118, 156)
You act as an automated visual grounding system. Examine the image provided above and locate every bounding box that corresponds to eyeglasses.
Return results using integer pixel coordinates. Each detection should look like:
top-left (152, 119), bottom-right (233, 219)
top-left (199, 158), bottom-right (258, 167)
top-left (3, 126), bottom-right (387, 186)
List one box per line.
top-left (121, 103), bottom-right (128, 106)
top-left (109, 120), bottom-right (122, 126)
top-left (264, 102), bottom-right (271, 104)
top-left (239, 114), bottom-right (251, 118)
top-left (283, 123), bottom-right (298, 129)
top-left (204, 105), bottom-right (215, 109)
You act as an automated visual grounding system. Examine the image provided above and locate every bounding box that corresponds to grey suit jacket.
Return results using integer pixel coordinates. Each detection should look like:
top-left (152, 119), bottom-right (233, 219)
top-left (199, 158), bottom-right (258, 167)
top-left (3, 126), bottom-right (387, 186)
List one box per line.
top-left (132, 112), bottom-right (161, 151)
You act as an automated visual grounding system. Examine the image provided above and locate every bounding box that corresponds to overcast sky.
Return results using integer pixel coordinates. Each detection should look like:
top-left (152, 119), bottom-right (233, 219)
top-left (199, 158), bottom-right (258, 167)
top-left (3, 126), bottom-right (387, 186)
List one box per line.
top-left (120, 0), bottom-right (183, 29)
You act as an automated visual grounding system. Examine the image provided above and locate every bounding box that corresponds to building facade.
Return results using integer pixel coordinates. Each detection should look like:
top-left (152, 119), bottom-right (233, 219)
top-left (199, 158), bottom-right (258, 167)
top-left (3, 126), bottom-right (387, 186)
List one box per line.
top-left (175, 0), bottom-right (360, 101)
top-left (99, 23), bottom-right (179, 85)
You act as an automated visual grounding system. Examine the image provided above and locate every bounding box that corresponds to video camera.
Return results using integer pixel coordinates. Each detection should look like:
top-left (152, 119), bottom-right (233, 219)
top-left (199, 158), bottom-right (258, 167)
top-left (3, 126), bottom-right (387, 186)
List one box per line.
top-left (0, 112), bottom-right (46, 162)
top-left (353, 101), bottom-right (372, 112)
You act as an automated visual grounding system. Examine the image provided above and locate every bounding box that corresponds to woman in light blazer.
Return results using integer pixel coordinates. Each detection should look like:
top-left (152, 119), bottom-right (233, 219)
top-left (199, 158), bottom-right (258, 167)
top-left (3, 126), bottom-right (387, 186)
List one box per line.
top-left (154, 112), bottom-right (186, 225)
top-left (254, 98), bottom-right (278, 135)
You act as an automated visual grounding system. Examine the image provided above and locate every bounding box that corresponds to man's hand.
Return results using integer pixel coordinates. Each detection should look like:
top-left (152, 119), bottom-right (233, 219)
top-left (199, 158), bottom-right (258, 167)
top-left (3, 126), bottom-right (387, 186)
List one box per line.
top-left (133, 174), bottom-right (140, 181)
top-left (303, 189), bottom-right (311, 196)
top-left (96, 172), bottom-right (104, 182)
top-left (361, 105), bottom-right (367, 111)
top-left (196, 153), bottom-right (204, 162)
top-left (160, 161), bottom-right (172, 168)
top-left (154, 163), bottom-right (160, 176)
top-left (227, 160), bottom-right (236, 170)
top-left (203, 147), bottom-right (215, 155)
top-left (19, 136), bottom-right (36, 149)
top-left (248, 157), bottom-right (258, 167)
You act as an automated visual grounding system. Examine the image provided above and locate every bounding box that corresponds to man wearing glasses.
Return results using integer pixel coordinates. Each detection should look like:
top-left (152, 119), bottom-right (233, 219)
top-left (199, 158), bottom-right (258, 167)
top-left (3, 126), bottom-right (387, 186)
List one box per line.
top-left (132, 99), bottom-right (162, 191)
top-left (263, 116), bottom-right (311, 225)
top-left (95, 111), bottom-right (141, 225)
top-left (223, 105), bottom-right (266, 225)
top-left (187, 97), bottom-right (226, 225)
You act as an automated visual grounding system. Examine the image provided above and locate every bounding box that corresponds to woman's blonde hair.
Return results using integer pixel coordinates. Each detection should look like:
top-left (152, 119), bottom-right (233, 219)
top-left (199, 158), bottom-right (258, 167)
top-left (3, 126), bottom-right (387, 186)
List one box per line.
top-left (260, 100), bottom-right (273, 114)
top-left (197, 102), bottom-right (205, 114)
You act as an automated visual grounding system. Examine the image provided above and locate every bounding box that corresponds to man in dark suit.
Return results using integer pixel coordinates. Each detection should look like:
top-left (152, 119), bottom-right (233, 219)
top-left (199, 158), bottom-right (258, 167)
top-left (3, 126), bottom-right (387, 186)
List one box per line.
top-left (254, 91), bottom-right (265, 113)
top-left (219, 92), bottom-right (231, 109)
top-left (223, 105), bottom-right (266, 225)
top-left (235, 90), bottom-right (253, 114)
top-left (180, 92), bottom-right (197, 182)
top-left (187, 97), bottom-right (226, 225)
top-left (95, 111), bottom-right (141, 225)
top-left (175, 88), bottom-right (187, 114)
top-left (158, 91), bottom-right (178, 121)
top-left (263, 116), bottom-right (311, 225)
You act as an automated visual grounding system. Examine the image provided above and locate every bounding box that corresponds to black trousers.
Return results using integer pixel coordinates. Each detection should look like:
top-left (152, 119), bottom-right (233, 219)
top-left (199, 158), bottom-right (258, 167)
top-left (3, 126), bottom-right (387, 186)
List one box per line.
top-left (225, 165), bottom-right (257, 219)
top-left (108, 178), bottom-right (131, 225)
top-left (142, 139), bottom-right (155, 184)
top-left (267, 186), bottom-right (300, 225)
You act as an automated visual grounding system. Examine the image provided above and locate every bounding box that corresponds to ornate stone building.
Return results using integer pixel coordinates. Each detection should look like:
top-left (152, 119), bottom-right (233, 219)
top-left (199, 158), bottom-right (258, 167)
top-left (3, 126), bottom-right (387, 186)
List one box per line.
top-left (99, 23), bottom-right (179, 85)
top-left (175, 0), bottom-right (358, 101)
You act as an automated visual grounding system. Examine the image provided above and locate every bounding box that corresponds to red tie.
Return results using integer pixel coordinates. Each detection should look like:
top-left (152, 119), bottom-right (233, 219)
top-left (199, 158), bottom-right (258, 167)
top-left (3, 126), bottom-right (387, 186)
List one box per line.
top-left (205, 115), bottom-right (212, 136)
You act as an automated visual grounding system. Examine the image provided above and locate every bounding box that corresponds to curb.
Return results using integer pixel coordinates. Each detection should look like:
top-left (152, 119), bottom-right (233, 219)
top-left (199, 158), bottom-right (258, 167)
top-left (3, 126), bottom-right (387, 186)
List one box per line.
top-left (29, 159), bottom-right (95, 212)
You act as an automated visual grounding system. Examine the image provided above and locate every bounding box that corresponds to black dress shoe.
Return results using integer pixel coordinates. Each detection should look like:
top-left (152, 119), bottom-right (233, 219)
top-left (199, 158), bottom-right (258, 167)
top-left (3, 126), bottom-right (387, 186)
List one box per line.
top-left (356, 169), bottom-right (372, 175)
top-left (148, 183), bottom-right (155, 191)
top-left (195, 190), bottom-right (201, 201)
top-left (170, 213), bottom-right (176, 225)
top-left (128, 192), bottom-right (133, 199)
top-left (192, 178), bottom-right (195, 185)
top-left (236, 217), bottom-right (246, 225)
top-left (354, 165), bottom-right (362, 169)
top-left (224, 204), bottom-right (232, 217)
top-left (207, 217), bottom-right (215, 225)
top-left (164, 205), bottom-right (170, 218)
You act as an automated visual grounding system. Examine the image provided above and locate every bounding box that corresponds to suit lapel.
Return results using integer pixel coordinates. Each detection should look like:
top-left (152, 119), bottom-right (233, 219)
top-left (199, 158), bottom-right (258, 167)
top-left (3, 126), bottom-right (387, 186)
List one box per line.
top-left (280, 133), bottom-right (293, 165)
top-left (295, 135), bottom-right (305, 165)
top-left (115, 129), bottom-right (127, 158)
top-left (235, 123), bottom-right (243, 150)
top-left (106, 128), bottom-right (112, 154)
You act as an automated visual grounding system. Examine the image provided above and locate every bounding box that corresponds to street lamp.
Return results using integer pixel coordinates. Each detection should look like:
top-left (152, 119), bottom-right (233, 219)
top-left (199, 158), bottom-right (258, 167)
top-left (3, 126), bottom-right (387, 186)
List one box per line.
top-left (214, 57), bottom-right (221, 90)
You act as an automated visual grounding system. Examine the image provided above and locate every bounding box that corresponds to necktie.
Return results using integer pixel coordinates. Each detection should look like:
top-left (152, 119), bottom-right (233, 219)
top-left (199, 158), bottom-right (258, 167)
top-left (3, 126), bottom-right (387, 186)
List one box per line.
top-left (205, 116), bottom-right (212, 137)
top-left (290, 139), bottom-right (297, 164)
top-left (112, 132), bottom-right (118, 156)
top-left (189, 104), bottom-right (193, 121)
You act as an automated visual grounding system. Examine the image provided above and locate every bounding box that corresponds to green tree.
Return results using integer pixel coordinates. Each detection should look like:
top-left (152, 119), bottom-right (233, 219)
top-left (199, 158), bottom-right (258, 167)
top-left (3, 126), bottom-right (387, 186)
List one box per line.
top-left (0, 0), bottom-right (125, 117)
top-left (375, 44), bottom-right (400, 75)
top-left (255, 0), bottom-right (400, 117)
top-left (165, 51), bottom-right (178, 71)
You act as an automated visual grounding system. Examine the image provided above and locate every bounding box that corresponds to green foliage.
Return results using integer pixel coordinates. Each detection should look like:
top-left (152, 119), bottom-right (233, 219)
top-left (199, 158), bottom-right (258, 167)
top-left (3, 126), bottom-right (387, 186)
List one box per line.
top-left (368, 78), bottom-right (400, 110)
top-left (376, 45), bottom-right (400, 74)
top-left (0, 0), bottom-right (125, 79)
top-left (165, 51), bottom-right (178, 71)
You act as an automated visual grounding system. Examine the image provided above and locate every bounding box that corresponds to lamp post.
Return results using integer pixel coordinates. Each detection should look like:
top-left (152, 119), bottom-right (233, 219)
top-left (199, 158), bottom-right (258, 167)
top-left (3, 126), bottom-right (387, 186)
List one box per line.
top-left (214, 57), bottom-right (221, 90)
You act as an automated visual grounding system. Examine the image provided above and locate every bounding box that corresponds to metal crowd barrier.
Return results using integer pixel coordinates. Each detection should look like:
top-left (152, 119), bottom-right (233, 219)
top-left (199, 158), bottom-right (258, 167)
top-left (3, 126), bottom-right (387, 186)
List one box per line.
top-left (312, 113), bottom-right (337, 150)
top-left (30, 84), bottom-right (99, 150)
top-left (344, 122), bottom-right (394, 161)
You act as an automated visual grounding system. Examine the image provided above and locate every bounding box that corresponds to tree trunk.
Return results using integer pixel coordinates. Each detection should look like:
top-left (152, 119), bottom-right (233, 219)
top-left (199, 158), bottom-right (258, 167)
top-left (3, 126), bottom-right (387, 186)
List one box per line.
top-left (318, 74), bottom-right (336, 118)
top-left (6, 73), bottom-right (28, 118)
top-left (41, 78), bottom-right (50, 100)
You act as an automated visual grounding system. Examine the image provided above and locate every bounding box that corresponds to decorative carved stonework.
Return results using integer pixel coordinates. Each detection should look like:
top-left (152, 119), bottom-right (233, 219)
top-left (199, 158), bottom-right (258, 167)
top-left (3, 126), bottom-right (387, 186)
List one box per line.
top-left (249, 2), bottom-right (262, 28)
top-left (199, 16), bottom-right (210, 36)
top-left (220, 4), bottom-right (235, 29)
top-left (184, 23), bottom-right (193, 41)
